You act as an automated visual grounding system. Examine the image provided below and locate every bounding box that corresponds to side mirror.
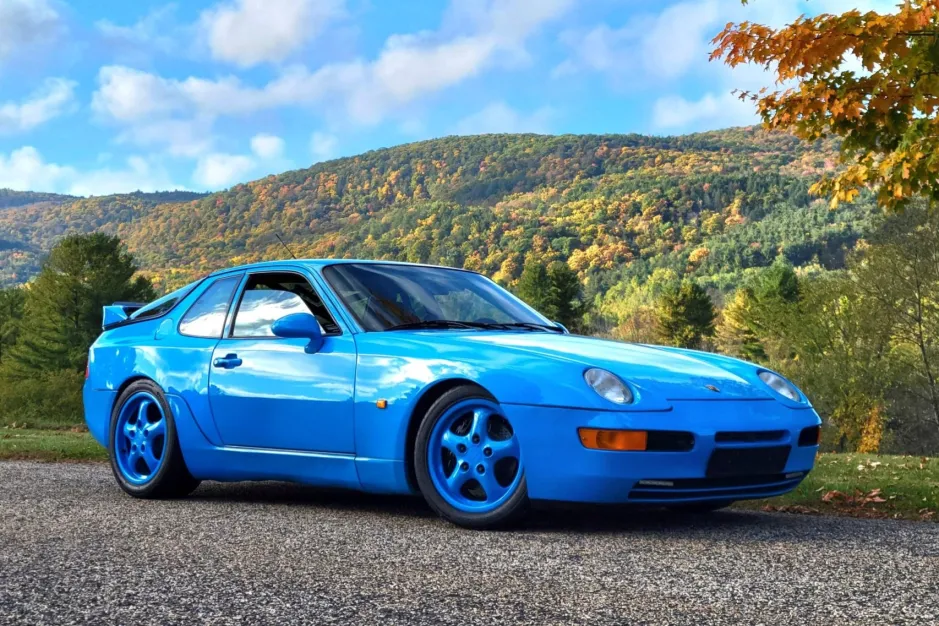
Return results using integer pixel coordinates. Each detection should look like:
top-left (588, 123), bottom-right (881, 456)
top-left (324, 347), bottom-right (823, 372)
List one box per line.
top-left (271, 312), bottom-right (325, 354)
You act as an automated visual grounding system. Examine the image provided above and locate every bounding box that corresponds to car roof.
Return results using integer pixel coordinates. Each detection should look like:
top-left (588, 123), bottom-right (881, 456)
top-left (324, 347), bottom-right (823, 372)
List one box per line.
top-left (206, 259), bottom-right (480, 277)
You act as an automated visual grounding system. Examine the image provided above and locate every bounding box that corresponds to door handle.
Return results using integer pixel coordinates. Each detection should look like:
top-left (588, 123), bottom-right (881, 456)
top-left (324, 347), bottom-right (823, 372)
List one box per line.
top-left (213, 353), bottom-right (242, 369)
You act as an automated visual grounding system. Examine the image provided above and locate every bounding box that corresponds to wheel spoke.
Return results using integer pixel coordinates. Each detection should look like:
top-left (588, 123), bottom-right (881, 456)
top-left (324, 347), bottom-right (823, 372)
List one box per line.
top-left (445, 467), bottom-right (467, 493)
top-left (147, 417), bottom-right (166, 440)
top-left (126, 447), bottom-right (142, 470)
top-left (477, 469), bottom-right (508, 502)
top-left (136, 400), bottom-right (151, 425)
top-left (142, 447), bottom-right (160, 474)
top-left (122, 420), bottom-right (137, 439)
top-left (468, 409), bottom-right (488, 441)
top-left (440, 429), bottom-right (467, 455)
top-left (486, 436), bottom-right (520, 463)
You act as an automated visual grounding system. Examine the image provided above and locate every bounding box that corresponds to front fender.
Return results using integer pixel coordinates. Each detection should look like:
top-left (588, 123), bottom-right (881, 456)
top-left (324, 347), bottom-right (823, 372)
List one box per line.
top-left (351, 334), bottom-right (671, 463)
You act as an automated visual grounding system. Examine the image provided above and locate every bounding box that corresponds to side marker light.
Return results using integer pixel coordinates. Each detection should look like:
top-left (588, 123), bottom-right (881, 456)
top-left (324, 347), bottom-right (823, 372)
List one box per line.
top-left (578, 428), bottom-right (647, 451)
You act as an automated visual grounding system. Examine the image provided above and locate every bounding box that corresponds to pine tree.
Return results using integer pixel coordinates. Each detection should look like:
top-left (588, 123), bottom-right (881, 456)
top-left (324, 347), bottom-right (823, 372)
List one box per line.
top-left (515, 256), bottom-right (555, 319)
top-left (0, 287), bottom-right (24, 364)
top-left (546, 261), bottom-right (587, 331)
top-left (654, 281), bottom-right (716, 349)
top-left (5, 234), bottom-right (154, 377)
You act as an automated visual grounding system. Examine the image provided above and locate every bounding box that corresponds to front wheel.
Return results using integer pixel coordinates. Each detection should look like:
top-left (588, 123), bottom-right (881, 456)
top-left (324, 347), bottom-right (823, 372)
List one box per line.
top-left (414, 386), bottom-right (529, 529)
top-left (108, 380), bottom-right (200, 499)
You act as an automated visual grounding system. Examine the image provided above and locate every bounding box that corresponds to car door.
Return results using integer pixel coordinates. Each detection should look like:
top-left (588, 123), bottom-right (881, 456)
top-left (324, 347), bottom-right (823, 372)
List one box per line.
top-left (207, 268), bottom-right (357, 453)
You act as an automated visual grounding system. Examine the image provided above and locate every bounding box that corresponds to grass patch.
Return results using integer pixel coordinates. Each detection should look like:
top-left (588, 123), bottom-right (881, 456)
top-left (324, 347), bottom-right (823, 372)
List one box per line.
top-left (0, 427), bottom-right (106, 462)
top-left (738, 453), bottom-right (939, 521)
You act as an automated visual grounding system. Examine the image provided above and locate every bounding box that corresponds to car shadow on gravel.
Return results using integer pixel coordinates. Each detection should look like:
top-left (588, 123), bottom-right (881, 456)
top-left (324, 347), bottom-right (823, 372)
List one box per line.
top-left (188, 480), bottom-right (439, 519)
top-left (185, 480), bottom-right (785, 533)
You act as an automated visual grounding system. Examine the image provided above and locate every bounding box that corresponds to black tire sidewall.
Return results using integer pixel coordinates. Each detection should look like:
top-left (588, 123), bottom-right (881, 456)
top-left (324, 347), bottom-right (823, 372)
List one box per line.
top-left (414, 385), bottom-right (529, 529)
top-left (108, 379), bottom-right (192, 498)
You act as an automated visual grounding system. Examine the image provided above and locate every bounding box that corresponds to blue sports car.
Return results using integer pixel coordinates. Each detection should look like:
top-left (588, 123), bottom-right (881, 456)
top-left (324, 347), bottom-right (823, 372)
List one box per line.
top-left (84, 260), bottom-right (821, 528)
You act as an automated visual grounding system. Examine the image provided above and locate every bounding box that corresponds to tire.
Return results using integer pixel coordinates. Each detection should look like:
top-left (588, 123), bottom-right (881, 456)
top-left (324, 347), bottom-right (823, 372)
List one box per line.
top-left (668, 500), bottom-right (734, 514)
top-left (108, 379), bottom-right (200, 499)
top-left (414, 385), bottom-right (529, 529)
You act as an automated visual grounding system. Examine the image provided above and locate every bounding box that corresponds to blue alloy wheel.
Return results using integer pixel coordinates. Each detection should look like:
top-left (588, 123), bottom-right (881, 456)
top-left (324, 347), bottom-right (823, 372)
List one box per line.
top-left (427, 398), bottom-right (523, 513)
top-left (113, 391), bottom-right (167, 484)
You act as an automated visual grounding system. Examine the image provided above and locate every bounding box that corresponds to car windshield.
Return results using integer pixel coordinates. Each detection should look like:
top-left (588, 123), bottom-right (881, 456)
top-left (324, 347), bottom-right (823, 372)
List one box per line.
top-left (322, 263), bottom-right (549, 332)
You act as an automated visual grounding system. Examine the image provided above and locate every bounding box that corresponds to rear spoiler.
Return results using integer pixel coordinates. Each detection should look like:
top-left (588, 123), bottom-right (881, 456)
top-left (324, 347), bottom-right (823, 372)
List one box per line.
top-left (102, 302), bottom-right (146, 329)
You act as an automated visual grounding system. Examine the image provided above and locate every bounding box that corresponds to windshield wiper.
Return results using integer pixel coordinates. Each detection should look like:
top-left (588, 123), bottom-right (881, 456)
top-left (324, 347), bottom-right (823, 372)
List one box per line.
top-left (386, 320), bottom-right (485, 331)
top-left (385, 320), bottom-right (566, 333)
top-left (483, 322), bottom-right (566, 333)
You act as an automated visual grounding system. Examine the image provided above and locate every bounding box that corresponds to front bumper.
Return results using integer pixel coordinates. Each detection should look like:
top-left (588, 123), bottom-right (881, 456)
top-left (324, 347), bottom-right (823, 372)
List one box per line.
top-left (502, 400), bottom-right (820, 504)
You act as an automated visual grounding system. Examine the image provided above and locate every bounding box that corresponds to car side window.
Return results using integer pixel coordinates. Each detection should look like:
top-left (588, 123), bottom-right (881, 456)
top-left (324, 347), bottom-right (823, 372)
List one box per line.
top-left (179, 276), bottom-right (241, 338)
top-left (231, 272), bottom-right (340, 338)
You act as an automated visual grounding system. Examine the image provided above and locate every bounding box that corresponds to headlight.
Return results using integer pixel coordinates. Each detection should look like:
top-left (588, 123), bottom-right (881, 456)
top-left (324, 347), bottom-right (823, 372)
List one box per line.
top-left (758, 370), bottom-right (801, 402)
top-left (584, 368), bottom-right (633, 404)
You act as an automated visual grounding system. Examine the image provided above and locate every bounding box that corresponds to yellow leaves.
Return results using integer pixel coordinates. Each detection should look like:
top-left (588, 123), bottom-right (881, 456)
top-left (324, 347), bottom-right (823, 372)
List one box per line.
top-left (688, 247), bottom-right (710, 265)
top-left (711, 0), bottom-right (939, 212)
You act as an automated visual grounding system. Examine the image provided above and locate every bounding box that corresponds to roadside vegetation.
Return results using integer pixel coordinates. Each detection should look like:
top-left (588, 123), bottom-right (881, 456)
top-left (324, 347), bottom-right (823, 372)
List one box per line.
top-left (0, 428), bottom-right (106, 462)
top-left (743, 453), bottom-right (939, 522)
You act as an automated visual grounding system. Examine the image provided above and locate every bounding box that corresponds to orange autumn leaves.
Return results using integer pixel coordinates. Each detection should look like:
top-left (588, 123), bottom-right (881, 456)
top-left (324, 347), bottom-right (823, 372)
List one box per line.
top-left (711, 0), bottom-right (939, 211)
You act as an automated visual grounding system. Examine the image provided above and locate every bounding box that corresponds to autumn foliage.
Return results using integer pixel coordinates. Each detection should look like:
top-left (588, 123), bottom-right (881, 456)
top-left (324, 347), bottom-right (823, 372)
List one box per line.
top-left (712, 0), bottom-right (939, 210)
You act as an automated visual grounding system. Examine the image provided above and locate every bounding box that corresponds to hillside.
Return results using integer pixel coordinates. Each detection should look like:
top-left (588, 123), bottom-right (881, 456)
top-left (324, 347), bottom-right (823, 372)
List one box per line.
top-left (0, 128), bottom-right (876, 303)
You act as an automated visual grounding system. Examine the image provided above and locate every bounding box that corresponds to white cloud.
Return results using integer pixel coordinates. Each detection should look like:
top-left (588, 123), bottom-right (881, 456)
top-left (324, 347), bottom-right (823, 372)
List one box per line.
top-left (310, 132), bottom-right (337, 162)
top-left (555, 0), bottom-right (723, 85)
top-left (454, 102), bottom-right (554, 135)
top-left (0, 0), bottom-right (61, 63)
top-left (0, 146), bottom-right (182, 196)
top-left (91, 0), bottom-right (576, 152)
top-left (0, 78), bottom-right (76, 134)
top-left (551, 0), bottom-right (896, 132)
top-left (201, 0), bottom-right (345, 67)
top-left (652, 92), bottom-right (756, 130)
top-left (250, 133), bottom-right (285, 160)
top-left (115, 118), bottom-right (215, 158)
top-left (557, 0), bottom-right (897, 86)
top-left (641, 1), bottom-right (720, 80)
top-left (193, 153), bottom-right (255, 188)
top-left (96, 4), bottom-right (191, 58)
top-left (92, 66), bottom-right (188, 122)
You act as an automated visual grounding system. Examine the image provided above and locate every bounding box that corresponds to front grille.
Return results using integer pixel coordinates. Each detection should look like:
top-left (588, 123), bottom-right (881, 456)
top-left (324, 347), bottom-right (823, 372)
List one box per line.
top-left (715, 430), bottom-right (786, 444)
top-left (628, 472), bottom-right (806, 501)
top-left (706, 445), bottom-right (791, 477)
top-left (646, 430), bottom-right (695, 452)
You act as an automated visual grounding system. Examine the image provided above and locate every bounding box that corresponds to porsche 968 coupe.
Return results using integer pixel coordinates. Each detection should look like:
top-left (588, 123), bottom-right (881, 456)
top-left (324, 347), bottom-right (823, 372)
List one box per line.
top-left (84, 260), bottom-right (821, 528)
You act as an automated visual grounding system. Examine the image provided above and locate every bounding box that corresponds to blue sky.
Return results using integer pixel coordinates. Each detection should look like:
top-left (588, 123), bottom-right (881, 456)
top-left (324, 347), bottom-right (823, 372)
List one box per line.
top-left (0, 0), bottom-right (891, 196)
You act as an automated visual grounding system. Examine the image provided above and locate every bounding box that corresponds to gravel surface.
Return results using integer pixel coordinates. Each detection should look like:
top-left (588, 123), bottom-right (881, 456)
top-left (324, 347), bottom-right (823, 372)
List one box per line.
top-left (0, 461), bottom-right (937, 625)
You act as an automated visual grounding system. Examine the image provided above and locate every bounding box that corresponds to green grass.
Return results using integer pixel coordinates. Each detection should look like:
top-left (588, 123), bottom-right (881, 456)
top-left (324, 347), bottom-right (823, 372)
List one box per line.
top-left (738, 453), bottom-right (939, 521)
top-left (0, 427), bottom-right (106, 462)
top-left (1, 430), bottom-right (936, 521)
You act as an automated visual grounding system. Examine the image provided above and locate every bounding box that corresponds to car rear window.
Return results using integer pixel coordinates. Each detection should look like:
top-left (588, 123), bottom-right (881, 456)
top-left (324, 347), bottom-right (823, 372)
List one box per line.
top-left (131, 283), bottom-right (198, 321)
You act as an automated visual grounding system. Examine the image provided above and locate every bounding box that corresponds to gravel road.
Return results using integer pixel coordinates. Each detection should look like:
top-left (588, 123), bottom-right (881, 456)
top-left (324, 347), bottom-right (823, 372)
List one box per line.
top-left (0, 461), bottom-right (937, 625)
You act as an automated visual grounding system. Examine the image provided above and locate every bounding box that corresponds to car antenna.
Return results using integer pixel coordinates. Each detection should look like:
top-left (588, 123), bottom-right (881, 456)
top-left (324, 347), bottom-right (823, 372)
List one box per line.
top-left (275, 233), bottom-right (297, 259)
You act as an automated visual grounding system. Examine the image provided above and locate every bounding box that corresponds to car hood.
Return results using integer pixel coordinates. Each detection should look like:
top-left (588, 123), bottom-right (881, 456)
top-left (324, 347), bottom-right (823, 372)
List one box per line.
top-left (443, 332), bottom-right (772, 401)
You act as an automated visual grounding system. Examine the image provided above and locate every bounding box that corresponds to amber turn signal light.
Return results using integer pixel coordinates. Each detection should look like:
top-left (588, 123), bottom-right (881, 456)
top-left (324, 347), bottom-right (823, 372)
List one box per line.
top-left (578, 428), bottom-right (648, 451)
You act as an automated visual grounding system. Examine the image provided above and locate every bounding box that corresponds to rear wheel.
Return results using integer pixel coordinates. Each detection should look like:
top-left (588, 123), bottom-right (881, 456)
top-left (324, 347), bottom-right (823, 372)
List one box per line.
top-left (414, 385), bottom-right (529, 529)
top-left (108, 380), bottom-right (200, 499)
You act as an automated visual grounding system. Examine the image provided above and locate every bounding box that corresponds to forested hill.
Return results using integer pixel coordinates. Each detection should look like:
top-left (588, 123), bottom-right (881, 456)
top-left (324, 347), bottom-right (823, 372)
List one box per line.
top-left (0, 128), bottom-right (875, 305)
